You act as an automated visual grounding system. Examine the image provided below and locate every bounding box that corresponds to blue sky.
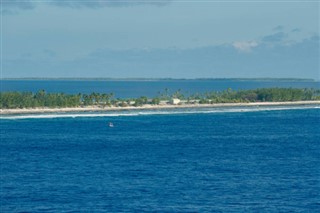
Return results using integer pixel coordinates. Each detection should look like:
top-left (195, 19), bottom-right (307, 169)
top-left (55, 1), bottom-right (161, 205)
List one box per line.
top-left (2, 0), bottom-right (319, 79)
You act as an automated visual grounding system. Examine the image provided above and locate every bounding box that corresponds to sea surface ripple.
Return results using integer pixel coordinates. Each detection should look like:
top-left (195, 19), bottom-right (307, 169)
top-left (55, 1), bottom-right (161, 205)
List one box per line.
top-left (1, 108), bottom-right (319, 212)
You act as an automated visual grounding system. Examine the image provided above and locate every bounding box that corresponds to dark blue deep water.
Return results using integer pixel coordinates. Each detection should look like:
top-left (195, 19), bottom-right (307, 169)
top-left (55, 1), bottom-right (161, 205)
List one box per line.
top-left (1, 80), bottom-right (319, 98)
top-left (1, 107), bottom-right (320, 212)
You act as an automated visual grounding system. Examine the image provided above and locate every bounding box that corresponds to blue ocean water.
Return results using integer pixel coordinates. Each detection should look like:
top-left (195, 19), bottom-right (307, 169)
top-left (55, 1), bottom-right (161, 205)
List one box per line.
top-left (1, 107), bottom-right (320, 212)
top-left (1, 80), bottom-right (319, 98)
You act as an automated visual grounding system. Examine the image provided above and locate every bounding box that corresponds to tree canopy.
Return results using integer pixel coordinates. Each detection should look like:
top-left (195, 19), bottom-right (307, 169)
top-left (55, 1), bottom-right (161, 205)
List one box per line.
top-left (0, 88), bottom-right (319, 109)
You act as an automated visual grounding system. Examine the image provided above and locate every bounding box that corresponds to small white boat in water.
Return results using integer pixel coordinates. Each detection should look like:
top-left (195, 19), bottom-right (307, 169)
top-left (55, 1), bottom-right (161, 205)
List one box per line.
top-left (108, 122), bottom-right (114, 127)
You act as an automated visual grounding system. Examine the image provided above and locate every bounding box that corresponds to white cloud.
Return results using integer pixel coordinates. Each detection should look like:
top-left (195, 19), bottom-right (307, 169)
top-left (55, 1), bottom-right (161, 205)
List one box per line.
top-left (232, 41), bottom-right (258, 52)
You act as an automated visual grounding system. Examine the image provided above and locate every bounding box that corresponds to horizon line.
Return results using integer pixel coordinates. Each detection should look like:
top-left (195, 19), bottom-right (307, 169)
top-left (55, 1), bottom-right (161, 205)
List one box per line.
top-left (1, 77), bottom-right (318, 82)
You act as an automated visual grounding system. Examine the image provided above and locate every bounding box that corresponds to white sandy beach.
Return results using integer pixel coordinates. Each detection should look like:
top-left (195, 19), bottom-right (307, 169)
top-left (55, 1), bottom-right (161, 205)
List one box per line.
top-left (1, 100), bottom-right (319, 115)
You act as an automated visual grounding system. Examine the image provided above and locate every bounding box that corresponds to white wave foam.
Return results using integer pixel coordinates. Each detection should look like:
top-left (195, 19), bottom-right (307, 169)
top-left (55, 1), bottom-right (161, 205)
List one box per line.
top-left (1, 113), bottom-right (139, 120)
top-left (1, 105), bottom-right (318, 120)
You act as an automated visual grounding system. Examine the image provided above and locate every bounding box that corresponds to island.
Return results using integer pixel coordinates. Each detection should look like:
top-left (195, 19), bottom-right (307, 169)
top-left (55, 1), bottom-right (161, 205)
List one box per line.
top-left (1, 88), bottom-right (320, 115)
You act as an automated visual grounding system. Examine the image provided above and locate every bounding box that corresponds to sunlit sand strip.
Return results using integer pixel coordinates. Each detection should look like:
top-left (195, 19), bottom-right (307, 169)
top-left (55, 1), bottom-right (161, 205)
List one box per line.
top-left (1, 101), bottom-right (319, 116)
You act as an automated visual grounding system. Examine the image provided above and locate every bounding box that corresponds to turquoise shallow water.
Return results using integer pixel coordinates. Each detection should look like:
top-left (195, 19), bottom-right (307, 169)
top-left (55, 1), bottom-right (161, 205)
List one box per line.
top-left (1, 107), bottom-right (320, 212)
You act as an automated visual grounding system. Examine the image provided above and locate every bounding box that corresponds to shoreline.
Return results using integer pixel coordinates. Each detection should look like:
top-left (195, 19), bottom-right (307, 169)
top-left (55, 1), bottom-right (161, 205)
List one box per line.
top-left (1, 101), bottom-right (319, 115)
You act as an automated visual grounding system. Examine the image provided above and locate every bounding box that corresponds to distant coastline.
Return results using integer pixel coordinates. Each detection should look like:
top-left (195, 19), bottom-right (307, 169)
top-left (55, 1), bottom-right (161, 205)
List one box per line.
top-left (1, 77), bottom-right (318, 82)
top-left (1, 101), bottom-right (319, 115)
top-left (1, 88), bottom-right (320, 114)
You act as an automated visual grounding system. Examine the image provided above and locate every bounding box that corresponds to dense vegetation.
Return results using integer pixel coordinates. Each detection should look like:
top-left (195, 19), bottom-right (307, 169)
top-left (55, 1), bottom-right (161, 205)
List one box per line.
top-left (0, 88), bottom-right (319, 109)
top-left (196, 88), bottom-right (320, 104)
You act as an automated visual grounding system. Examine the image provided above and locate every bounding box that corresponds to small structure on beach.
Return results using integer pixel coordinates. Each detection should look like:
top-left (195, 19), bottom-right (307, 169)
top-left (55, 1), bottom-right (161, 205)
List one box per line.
top-left (171, 98), bottom-right (181, 105)
top-left (159, 100), bottom-right (169, 105)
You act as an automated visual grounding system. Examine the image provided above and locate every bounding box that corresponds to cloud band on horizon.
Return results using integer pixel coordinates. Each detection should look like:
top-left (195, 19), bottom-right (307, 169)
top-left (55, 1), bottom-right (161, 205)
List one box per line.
top-left (2, 0), bottom-right (172, 14)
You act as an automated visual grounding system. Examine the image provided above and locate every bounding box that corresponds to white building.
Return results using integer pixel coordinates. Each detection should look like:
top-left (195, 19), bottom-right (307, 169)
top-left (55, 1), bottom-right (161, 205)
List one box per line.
top-left (171, 98), bottom-right (181, 105)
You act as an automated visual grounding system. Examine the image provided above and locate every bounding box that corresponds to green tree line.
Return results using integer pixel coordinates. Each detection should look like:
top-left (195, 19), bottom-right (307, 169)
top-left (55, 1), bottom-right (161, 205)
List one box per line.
top-left (200, 88), bottom-right (320, 103)
top-left (0, 88), bottom-right (319, 109)
top-left (0, 90), bottom-right (114, 109)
